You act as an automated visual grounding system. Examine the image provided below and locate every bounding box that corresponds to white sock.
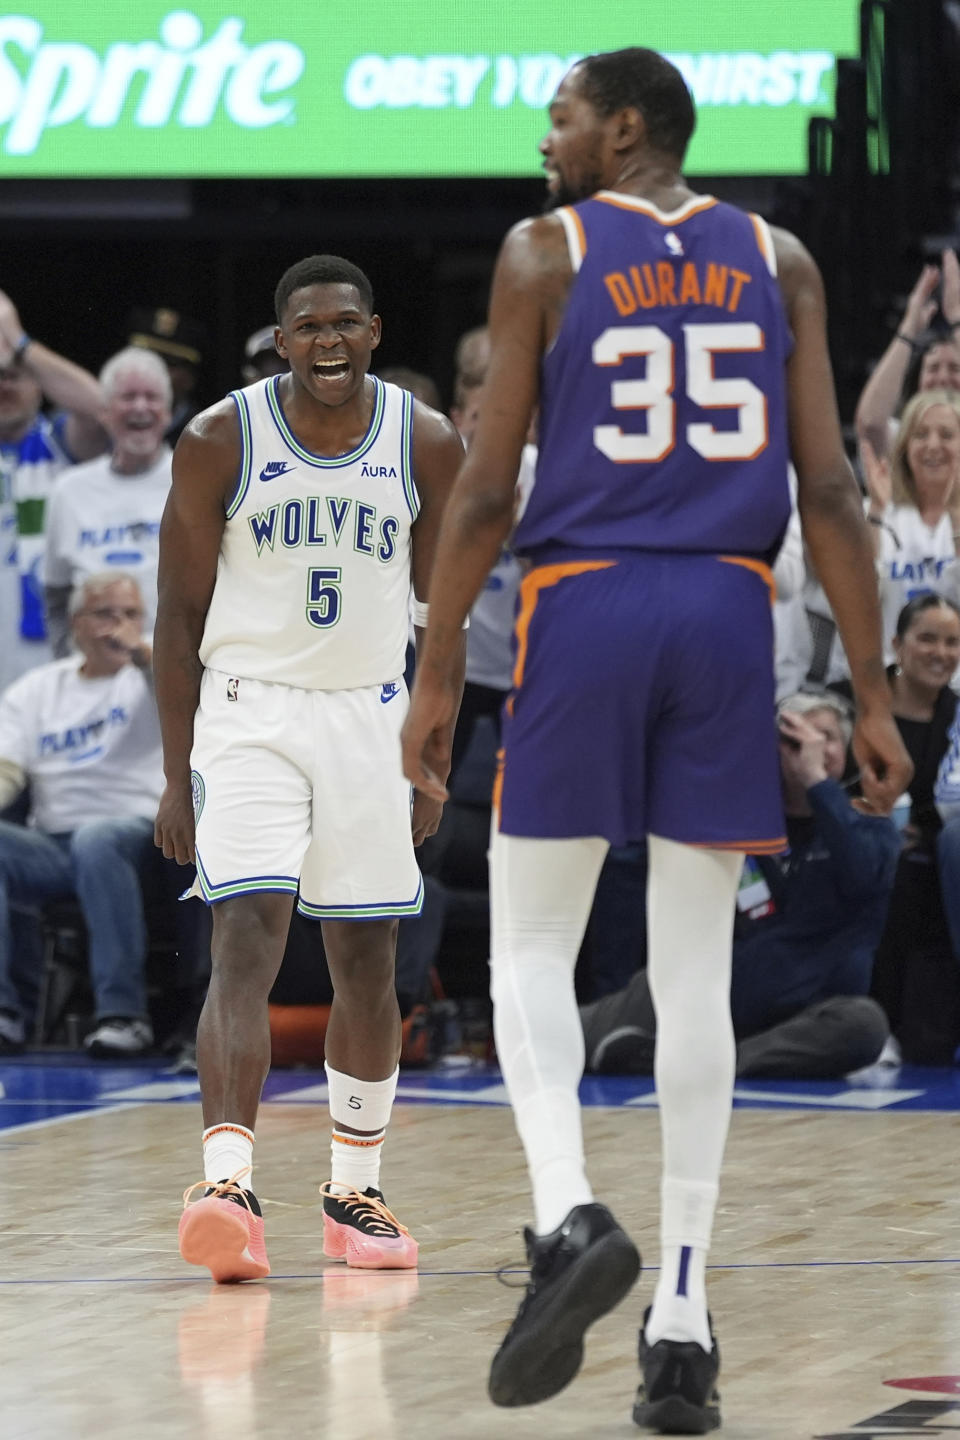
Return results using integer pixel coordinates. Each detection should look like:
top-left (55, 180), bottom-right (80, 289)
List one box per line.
top-left (329, 1128), bottom-right (385, 1195)
top-left (324, 1063), bottom-right (399, 1132)
top-left (489, 830), bottom-right (608, 1235)
top-left (644, 836), bottom-right (741, 1351)
top-left (202, 1123), bottom-right (255, 1190)
top-left (646, 1180), bottom-right (716, 1350)
top-left (324, 1064), bottom-right (398, 1197)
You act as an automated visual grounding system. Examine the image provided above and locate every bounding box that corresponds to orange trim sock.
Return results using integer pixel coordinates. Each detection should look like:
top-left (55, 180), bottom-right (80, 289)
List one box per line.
top-left (203, 1123), bottom-right (254, 1189)
top-left (329, 1128), bottom-right (385, 1196)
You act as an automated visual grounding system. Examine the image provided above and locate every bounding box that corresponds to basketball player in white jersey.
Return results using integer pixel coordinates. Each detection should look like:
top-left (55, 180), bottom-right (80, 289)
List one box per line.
top-left (154, 255), bottom-right (465, 1280)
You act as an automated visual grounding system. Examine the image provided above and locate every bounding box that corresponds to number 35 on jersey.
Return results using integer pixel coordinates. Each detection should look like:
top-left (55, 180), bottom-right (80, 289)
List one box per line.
top-left (593, 321), bottom-right (768, 464)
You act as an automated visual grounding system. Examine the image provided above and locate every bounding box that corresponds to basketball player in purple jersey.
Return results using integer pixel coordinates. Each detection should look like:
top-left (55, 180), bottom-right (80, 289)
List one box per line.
top-left (402, 48), bottom-right (911, 1432)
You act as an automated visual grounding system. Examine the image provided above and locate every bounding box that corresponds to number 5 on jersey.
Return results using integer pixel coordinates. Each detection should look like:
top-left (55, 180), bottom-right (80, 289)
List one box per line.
top-left (593, 321), bottom-right (768, 463)
top-left (307, 567), bottom-right (342, 628)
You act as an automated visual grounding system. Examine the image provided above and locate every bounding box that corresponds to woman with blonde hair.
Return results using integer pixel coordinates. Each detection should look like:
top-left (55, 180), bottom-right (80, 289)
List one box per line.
top-left (861, 388), bottom-right (960, 660)
top-left (854, 249), bottom-right (960, 461)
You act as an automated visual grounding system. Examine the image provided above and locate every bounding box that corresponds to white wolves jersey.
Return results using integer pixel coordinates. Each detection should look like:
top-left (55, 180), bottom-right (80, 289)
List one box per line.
top-left (199, 375), bottom-right (418, 690)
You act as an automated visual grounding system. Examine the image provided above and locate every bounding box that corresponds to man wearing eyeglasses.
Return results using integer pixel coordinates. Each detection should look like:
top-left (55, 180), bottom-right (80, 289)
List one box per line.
top-left (0, 571), bottom-right (176, 1057)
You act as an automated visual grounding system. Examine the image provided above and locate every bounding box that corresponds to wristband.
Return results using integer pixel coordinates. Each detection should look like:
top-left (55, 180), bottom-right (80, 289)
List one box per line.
top-left (895, 332), bottom-right (918, 350)
top-left (11, 333), bottom-right (31, 362)
top-left (410, 597), bottom-right (469, 630)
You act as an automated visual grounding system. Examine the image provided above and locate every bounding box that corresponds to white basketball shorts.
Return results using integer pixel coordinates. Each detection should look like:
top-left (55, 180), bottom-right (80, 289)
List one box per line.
top-left (189, 668), bottom-right (422, 919)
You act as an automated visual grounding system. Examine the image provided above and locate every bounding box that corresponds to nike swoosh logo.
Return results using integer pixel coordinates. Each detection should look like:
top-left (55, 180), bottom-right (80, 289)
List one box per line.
top-left (380, 685), bottom-right (401, 704)
top-left (259, 463), bottom-right (295, 481)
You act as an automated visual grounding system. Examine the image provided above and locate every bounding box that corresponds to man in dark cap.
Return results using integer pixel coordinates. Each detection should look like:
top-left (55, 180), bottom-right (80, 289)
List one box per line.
top-left (240, 324), bottom-right (289, 386)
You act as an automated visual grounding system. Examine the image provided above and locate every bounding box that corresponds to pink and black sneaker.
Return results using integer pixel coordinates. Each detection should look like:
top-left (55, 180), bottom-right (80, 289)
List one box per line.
top-left (179, 1170), bottom-right (270, 1283)
top-left (320, 1184), bottom-right (419, 1269)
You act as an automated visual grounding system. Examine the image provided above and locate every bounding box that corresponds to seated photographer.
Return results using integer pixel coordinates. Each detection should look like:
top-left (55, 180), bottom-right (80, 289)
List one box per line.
top-left (0, 571), bottom-right (191, 1057)
top-left (581, 693), bottom-right (899, 1079)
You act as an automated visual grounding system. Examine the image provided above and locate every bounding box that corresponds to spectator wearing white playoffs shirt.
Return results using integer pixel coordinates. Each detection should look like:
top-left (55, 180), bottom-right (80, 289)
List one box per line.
top-left (861, 389), bottom-right (960, 663)
top-left (0, 572), bottom-right (166, 1057)
top-left (43, 348), bottom-right (173, 656)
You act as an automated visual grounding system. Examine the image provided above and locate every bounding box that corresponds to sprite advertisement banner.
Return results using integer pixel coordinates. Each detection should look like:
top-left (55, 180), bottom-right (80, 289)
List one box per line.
top-left (0, 3), bottom-right (859, 177)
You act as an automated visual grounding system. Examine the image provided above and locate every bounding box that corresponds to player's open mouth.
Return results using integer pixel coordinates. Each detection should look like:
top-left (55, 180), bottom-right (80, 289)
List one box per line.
top-left (313, 359), bottom-right (350, 382)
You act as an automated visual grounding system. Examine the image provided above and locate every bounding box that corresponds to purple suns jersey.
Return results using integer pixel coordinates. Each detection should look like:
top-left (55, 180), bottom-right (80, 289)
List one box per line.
top-left (513, 192), bottom-right (793, 560)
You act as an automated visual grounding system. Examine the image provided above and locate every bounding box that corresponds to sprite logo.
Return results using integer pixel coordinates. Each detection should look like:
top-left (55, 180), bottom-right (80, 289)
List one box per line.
top-left (0, 10), bottom-right (306, 155)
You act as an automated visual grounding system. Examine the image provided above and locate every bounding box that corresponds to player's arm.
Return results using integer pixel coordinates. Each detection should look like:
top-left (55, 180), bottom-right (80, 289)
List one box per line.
top-left (406, 404), bottom-right (467, 838)
top-left (153, 401), bottom-right (237, 864)
top-left (773, 227), bottom-right (912, 813)
top-left (401, 215), bottom-right (560, 798)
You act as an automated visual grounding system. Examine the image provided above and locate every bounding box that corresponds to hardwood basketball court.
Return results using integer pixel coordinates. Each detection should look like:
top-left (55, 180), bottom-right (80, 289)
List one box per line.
top-left (1, 1058), bottom-right (958, 1439)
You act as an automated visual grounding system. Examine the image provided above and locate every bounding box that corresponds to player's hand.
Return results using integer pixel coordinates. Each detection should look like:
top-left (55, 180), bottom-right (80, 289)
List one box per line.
top-left (412, 791), bottom-right (444, 846)
top-left (851, 710), bottom-right (913, 816)
top-left (155, 780), bottom-right (196, 866)
top-left (401, 673), bottom-right (457, 803)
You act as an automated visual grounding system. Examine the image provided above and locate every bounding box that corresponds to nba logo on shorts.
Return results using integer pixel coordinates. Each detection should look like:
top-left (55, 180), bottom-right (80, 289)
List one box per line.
top-left (226, 678), bottom-right (239, 702)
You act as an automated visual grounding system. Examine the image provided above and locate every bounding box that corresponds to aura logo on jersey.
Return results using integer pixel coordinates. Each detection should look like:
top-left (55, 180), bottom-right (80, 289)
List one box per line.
top-left (0, 10), bottom-right (305, 156)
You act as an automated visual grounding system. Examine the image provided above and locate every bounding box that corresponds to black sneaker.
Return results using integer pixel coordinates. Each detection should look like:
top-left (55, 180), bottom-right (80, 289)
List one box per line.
top-left (633, 1307), bottom-right (720, 1433)
top-left (488, 1202), bottom-right (641, 1407)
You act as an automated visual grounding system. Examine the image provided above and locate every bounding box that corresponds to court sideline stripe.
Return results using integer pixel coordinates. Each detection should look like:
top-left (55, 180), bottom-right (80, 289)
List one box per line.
top-left (2, 1256), bottom-right (960, 1285)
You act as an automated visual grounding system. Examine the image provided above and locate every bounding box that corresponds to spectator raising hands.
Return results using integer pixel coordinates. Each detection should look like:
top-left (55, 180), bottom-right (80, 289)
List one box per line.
top-left (856, 250), bottom-right (960, 462)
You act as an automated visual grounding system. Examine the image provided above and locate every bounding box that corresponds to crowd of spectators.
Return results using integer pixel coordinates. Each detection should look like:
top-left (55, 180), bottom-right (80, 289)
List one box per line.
top-left (4, 254), bottom-right (960, 1075)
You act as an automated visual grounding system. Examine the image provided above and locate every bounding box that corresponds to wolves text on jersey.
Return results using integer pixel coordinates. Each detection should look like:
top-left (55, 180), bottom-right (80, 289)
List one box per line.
top-left (247, 494), bottom-right (399, 562)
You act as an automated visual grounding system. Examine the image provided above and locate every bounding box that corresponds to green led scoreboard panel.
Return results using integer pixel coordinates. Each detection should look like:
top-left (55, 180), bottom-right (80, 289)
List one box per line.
top-left (0, 3), bottom-right (859, 177)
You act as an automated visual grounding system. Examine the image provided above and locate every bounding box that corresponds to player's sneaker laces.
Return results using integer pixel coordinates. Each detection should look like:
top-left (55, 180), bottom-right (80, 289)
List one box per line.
top-left (178, 1168), bottom-right (270, 1283)
top-left (320, 1184), bottom-right (419, 1269)
top-left (633, 1307), bottom-right (721, 1434)
top-left (488, 1202), bottom-right (641, 1408)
